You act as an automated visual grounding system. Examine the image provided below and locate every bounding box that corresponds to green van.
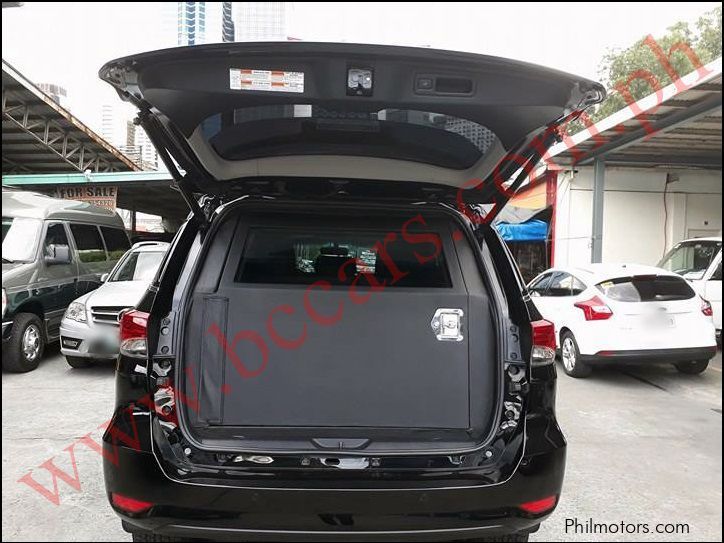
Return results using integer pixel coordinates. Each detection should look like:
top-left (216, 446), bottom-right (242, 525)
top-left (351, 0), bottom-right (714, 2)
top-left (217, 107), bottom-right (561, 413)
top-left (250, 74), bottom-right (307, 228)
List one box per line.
top-left (2, 190), bottom-right (130, 372)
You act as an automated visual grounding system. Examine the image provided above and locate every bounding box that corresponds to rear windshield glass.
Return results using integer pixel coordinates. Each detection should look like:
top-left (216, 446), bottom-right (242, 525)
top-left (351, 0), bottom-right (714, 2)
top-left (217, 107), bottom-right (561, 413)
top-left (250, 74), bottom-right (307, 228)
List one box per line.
top-left (596, 275), bottom-right (695, 302)
top-left (235, 228), bottom-right (451, 288)
top-left (203, 106), bottom-right (497, 170)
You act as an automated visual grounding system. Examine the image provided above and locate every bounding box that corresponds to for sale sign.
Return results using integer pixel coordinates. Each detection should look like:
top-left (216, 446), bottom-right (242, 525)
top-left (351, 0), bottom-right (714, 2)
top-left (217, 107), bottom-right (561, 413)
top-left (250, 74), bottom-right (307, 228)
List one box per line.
top-left (55, 185), bottom-right (117, 210)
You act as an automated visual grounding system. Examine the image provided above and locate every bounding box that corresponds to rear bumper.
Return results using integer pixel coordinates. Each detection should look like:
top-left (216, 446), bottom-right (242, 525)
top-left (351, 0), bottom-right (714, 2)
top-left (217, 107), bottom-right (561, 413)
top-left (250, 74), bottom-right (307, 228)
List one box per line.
top-left (580, 346), bottom-right (718, 365)
top-left (104, 427), bottom-right (565, 541)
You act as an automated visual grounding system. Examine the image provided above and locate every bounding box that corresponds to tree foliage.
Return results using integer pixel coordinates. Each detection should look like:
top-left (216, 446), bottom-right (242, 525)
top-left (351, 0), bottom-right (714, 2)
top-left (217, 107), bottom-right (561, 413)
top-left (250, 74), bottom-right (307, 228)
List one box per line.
top-left (570, 6), bottom-right (721, 134)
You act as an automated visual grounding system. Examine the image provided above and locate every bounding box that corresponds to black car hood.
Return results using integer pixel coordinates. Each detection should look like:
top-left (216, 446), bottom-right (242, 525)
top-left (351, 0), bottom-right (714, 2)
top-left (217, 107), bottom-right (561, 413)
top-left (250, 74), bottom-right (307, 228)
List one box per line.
top-left (100, 42), bottom-right (604, 205)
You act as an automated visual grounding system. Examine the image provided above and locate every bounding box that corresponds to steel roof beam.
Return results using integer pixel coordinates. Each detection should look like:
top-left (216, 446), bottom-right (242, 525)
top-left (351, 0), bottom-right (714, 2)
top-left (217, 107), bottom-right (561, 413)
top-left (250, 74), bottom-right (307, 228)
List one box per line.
top-left (577, 93), bottom-right (723, 166)
top-left (2, 92), bottom-right (116, 173)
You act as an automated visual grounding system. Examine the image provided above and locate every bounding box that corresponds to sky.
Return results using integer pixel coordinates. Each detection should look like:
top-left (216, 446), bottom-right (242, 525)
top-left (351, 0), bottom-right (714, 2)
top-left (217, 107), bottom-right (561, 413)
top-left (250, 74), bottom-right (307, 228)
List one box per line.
top-left (1, 1), bottom-right (720, 137)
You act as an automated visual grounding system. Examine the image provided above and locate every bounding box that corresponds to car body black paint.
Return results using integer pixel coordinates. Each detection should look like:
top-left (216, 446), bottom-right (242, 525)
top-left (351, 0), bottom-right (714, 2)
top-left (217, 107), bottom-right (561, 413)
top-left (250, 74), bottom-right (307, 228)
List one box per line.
top-left (97, 42), bottom-right (592, 541)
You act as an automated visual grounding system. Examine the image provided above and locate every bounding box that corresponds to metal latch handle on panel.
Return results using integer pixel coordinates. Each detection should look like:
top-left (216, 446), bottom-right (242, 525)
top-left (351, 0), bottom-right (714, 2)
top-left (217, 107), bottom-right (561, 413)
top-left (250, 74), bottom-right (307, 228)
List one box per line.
top-left (430, 308), bottom-right (464, 342)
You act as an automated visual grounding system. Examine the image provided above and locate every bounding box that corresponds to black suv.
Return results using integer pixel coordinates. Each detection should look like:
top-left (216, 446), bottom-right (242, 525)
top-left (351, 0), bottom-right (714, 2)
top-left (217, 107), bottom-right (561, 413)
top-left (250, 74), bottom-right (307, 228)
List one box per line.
top-left (99, 42), bottom-right (604, 542)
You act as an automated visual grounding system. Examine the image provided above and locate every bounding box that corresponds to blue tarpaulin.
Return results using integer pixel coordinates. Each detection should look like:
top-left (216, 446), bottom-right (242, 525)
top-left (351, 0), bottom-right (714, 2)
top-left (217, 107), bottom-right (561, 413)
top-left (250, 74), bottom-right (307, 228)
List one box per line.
top-left (495, 219), bottom-right (548, 242)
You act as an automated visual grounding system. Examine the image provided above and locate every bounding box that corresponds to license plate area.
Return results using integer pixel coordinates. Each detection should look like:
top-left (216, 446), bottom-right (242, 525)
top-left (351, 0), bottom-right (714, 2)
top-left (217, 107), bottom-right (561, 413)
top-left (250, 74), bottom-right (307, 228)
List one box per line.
top-left (642, 313), bottom-right (676, 328)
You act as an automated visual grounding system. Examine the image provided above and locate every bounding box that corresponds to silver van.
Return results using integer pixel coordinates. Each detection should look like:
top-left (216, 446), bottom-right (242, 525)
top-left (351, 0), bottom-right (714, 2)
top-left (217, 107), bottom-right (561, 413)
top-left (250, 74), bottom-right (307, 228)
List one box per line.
top-left (2, 190), bottom-right (130, 372)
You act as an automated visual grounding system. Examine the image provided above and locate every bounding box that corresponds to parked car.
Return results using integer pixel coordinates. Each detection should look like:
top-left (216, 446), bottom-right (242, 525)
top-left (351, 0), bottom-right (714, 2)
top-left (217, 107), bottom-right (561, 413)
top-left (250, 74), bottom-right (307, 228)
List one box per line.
top-left (658, 236), bottom-right (722, 338)
top-left (60, 241), bottom-right (169, 368)
top-left (2, 191), bottom-right (129, 372)
top-left (528, 263), bottom-right (718, 378)
top-left (98, 42), bottom-right (607, 542)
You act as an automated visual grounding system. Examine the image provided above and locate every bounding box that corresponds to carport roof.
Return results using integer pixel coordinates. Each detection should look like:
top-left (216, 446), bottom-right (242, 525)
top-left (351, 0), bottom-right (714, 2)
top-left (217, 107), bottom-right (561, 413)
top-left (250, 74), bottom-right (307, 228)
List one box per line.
top-left (548, 57), bottom-right (722, 170)
top-left (0, 170), bottom-right (189, 221)
top-left (2, 60), bottom-right (140, 174)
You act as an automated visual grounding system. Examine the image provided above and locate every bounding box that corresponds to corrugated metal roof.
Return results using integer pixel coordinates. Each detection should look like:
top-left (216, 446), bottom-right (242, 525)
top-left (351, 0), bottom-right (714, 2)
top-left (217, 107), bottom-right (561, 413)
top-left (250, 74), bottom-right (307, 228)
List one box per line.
top-left (549, 57), bottom-right (722, 170)
top-left (2, 60), bottom-right (140, 174)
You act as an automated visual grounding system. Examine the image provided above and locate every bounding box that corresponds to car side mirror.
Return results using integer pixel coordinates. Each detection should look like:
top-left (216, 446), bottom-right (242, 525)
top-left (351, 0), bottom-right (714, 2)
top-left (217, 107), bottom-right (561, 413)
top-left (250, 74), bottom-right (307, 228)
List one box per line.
top-left (100, 273), bottom-right (109, 282)
top-left (45, 244), bottom-right (71, 265)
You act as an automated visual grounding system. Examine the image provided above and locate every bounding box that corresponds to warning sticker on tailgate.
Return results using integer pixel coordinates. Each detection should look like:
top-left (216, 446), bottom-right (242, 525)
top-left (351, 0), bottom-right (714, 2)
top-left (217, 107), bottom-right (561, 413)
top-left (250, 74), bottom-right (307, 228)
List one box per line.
top-left (229, 68), bottom-right (304, 93)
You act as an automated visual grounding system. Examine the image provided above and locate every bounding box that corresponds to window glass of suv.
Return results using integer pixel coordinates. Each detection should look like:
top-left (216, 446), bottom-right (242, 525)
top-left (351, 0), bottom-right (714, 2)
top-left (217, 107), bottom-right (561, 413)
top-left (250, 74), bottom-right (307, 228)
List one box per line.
top-left (658, 240), bottom-right (722, 280)
top-left (596, 275), bottom-right (695, 302)
top-left (100, 227), bottom-right (131, 260)
top-left (235, 228), bottom-right (451, 288)
top-left (69, 224), bottom-right (107, 263)
top-left (2, 217), bottom-right (42, 263)
top-left (43, 223), bottom-right (71, 259)
top-left (110, 251), bottom-right (165, 282)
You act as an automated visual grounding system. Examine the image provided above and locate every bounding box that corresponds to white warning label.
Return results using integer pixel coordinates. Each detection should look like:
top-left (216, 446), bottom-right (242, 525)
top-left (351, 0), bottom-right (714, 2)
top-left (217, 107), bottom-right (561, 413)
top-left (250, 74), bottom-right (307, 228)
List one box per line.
top-left (229, 68), bottom-right (305, 93)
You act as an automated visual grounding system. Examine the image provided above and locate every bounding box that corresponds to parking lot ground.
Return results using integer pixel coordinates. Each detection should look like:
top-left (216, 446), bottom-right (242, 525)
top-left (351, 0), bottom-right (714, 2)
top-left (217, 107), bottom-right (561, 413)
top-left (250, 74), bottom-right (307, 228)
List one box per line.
top-left (2, 346), bottom-right (722, 542)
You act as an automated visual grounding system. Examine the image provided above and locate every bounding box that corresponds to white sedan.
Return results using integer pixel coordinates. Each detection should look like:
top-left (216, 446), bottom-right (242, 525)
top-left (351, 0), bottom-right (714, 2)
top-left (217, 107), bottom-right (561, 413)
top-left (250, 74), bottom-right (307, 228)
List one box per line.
top-left (527, 263), bottom-right (717, 378)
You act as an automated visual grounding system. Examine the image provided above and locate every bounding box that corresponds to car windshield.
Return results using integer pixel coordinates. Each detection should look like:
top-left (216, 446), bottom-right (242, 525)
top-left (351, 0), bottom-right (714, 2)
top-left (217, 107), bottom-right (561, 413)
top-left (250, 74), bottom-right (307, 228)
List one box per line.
top-left (658, 240), bottom-right (722, 280)
top-left (2, 217), bottom-right (42, 263)
top-left (109, 251), bottom-right (165, 282)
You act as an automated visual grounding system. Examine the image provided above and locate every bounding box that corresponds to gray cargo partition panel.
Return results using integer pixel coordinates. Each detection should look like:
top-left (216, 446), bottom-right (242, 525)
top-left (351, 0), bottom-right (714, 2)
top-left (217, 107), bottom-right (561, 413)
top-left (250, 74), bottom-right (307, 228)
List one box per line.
top-left (184, 212), bottom-right (495, 434)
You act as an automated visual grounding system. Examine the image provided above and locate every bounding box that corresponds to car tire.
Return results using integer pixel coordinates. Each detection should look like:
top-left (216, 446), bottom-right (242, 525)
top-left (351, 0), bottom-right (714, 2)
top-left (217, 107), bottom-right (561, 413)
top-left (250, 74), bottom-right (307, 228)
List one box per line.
top-left (674, 360), bottom-right (709, 375)
top-left (560, 330), bottom-right (592, 378)
top-left (131, 533), bottom-right (189, 542)
top-left (2, 313), bottom-right (45, 373)
top-left (65, 356), bottom-right (96, 369)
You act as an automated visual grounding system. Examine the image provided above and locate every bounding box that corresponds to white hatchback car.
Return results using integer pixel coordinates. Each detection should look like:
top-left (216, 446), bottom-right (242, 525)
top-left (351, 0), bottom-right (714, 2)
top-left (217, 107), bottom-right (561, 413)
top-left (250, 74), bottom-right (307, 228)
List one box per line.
top-left (528, 263), bottom-right (717, 378)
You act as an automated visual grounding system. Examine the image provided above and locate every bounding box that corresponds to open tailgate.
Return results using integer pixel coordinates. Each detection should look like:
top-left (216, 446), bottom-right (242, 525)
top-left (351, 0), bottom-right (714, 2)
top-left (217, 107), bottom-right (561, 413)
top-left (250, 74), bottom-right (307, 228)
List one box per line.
top-left (100, 42), bottom-right (604, 207)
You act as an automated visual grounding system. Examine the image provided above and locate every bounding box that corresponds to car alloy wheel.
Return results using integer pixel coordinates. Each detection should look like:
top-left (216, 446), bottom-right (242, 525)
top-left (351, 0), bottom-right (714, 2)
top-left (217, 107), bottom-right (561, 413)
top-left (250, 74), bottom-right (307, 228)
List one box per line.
top-left (561, 336), bottom-right (576, 372)
top-left (22, 324), bottom-right (41, 363)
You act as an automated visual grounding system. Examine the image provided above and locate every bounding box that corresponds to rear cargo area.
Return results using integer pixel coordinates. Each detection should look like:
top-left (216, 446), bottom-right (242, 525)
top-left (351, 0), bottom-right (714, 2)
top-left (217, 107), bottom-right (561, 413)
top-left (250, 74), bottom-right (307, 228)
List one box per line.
top-left (180, 206), bottom-right (498, 453)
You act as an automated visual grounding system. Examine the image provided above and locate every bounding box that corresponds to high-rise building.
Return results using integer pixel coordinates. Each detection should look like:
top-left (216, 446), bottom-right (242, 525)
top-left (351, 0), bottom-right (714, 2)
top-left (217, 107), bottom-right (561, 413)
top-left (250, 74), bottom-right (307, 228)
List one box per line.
top-left (135, 127), bottom-right (159, 170)
top-left (222, 2), bottom-right (235, 42)
top-left (172, 3), bottom-right (289, 46)
top-left (233, 2), bottom-right (288, 41)
top-left (99, 105), bottom-right (157, 170)
top-left (101, 104), bottom-right (123, 144)
top-left (122, 121), bottom-right (158, 171)
top-left (175, 2), bottom-right (233, 45)
top-left (176, 1), bottom-right (206, 45)
top-left (37, 83), bottom-right (67, 106)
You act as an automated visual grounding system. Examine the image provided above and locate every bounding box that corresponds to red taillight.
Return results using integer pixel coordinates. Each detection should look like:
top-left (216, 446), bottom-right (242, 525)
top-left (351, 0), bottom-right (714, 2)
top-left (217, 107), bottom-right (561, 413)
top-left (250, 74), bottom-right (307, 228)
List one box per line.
top-left (119, 310), bottom-right (149, 358)
top-left (531, 319), bottom-right (556, 367)
top-left (518, 495), bottom-right (557, 515)
top-left (701, 297), bottom-right (713, 317)
top-left (111, 492), bottom-right (153, 514)
top-left (574, 295), bottom-right (613, 321)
